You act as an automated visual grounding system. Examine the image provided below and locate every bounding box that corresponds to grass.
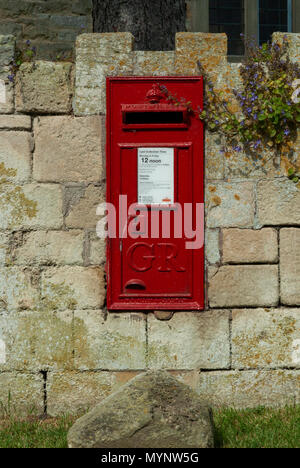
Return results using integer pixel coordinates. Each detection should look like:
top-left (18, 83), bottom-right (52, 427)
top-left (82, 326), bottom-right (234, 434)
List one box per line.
top-left (0, 415), bottom-right (76, 449)
top-left (0, 406), bottom-right (299, 448)
top-left (214, 405), bottom-right (300, 448)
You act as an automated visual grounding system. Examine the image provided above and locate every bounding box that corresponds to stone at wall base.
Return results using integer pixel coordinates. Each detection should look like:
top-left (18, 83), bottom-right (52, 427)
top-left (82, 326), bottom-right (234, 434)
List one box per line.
top-left (67, 371), bottom-right (214, 449)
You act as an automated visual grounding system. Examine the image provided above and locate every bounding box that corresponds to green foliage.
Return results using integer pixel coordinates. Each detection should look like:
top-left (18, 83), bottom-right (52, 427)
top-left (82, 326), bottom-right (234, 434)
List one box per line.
top-left (198, 36), bottom-right (300, 154)
top-left (287, 166), bottom-right (300, 184)
top-left (8, 40), bottom-right (37, 83)
top-left (160, 35), bottom-right (300, 180)
top-left (0, 415), bottom-right (76, 448)
top-left (214, 405), bottom-right (300, 448)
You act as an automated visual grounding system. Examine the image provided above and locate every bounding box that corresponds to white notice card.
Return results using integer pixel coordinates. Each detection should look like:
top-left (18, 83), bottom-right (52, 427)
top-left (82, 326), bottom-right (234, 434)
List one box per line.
top-left (138, 148), bottom-right (174, 205)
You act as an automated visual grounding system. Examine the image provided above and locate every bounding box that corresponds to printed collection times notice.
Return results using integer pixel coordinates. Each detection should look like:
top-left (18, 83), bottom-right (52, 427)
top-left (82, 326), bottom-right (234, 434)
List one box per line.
top-left (138, 148), bottom-right (174, 205)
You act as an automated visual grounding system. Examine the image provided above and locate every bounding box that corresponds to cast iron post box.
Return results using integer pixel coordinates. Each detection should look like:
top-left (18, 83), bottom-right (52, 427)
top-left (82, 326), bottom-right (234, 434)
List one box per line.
top-left (106, 77), bottom-right (204, 311)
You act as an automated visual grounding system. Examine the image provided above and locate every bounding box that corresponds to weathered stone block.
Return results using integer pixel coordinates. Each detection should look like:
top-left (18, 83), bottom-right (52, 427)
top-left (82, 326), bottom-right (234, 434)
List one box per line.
top-left (0, 35), bottom-right (15, 114)
top-left (47, 371), bottom-right (116, 416)
top-left (0, 115), bottom-right (31, 130)
top-left (74, 311), bottom-right (146, 370)
top-left (232, 308), bottom-right (300, 369)
top-left (147, 311), bottom-right (230, 370)
top-left (0, 267), bottom-right (39, 311)
top-left (0, 22), bottom-right (23, 41)
top-left (0, 232), bottom-right (8, 264)
top-left (89, 232), bottom-right (106, 265)
top-left (206, 182), bottom-right (255, 228)
top-left (0, 34), bottom-right (15, 67)
top-left (0, 131), bottom-right (33, 183)
top-left (257, 179), bottom-right (300, 226)
top-left (205, 131), bottom-right (224, 180)
top-left (33, 116), bottom-right (103, 183)
top-left (0, 184), bottom-right (63, 230)
top-left (133, 51), bottom-right (175, 76)
top-left (13, 230), bottom-right (84, 266)
top-left (0, 372), bottom-right (44, 416)
top-left (224, 146), bottom-right (285, 180)
top-left (65, 185), bottom-right (105, 229)
top-left (197, 370), bottom-right (300, 408)
top-left (74, 33), bottom-right (134, 115)
top-left (16, 61), bottom-right (73, 114)
top-left (72, 0), bottom-right (93, 15)
top-left (208, 265), bottom-right (279, 308)
top-left (0, 80), bottom-right (14, 114)
top-left (222, 228), bottom-right (278, 264)
top-left (49, 14), bottom-right (87, 28)
top-left (0, 311), bottom-right (73, 371)
top-left (41, 266), bottom-right (105, 310)
top-left (0, 1), bottom-right (33, 18)
top-left (280, 228), bottom-right (300, 305)
top-left (206, 229), bottom-right (220, 264)
top-left (68, 371), bottom-right (214, 448)
top-left (175, 32), bottom-right (227, 76)
top-left (273, 32), bottom-right (300, 63)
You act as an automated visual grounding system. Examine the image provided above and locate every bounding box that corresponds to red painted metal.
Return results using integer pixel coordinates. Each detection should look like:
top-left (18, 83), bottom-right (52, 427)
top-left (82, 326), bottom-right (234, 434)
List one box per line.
top-left (106, 76), bottom-right (204, 311)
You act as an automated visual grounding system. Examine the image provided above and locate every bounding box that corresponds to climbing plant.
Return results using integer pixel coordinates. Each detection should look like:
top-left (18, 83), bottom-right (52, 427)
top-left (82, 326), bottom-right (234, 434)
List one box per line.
top-left (160, 35), bottom-right (300, 182)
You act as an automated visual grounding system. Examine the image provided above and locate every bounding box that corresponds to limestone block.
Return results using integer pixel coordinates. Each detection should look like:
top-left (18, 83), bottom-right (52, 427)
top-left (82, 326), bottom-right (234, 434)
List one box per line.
top-left (133, 51), bottom-right (175, 76)
top-left (0, 372), bottom-right (44, 416)
top-left (0, 267), bottom-right (39, 311)
top-left (222, 228), bottom-right (278, 264)
top-left (0, 34), bottom-right (15, 69)
top-left (205, 131), bottom-right (225, 180)
top-left (89, 232), bottom-right (106, 265)
top-left (224, 146), bottom-right (285, 180)
top-left (16, 61), bottom-right (73, 114)
top-left (280, 228), bottom-right (300, 305)
top-left (0, 232), bottom-right (8, 264)
top-left (257, 179), bottom-right (300, 226)
top-left (208, 265), bottom-right (279, 308)
top-left (232, 309), bottom-right (300, 369)
top-left (273, 32), bottom-right (300, 63)
top-left (0, 183), bottom-right (63, 230)
top-left (175, 32), bottom-right (227, 76)
top-left (206, 182), bottom-right (255, 228)
top-left (65, 185), bottom-right (105, 229)
top-left (74, 33), bottom-right (134, 116)
top-left (206, 229), bottom-right (220, 264)
top-left (0, 115), bottom-right (31, 130)
top-left (67, 371), bottom-right (214, 448)
top-left (0, 311), bottom-right (73, 371)
top-left (33, 116), bottom-right (103, 183)
top-left (13, 230), bottom-right (84, 266)
top-left (47, 371), bottom-right (116, 416)
top-left (0, 35), bottom-right (15, 114)
top-left (0, 131), bottom-right (33, 183)
top-left (41, 266), bottom-right (105, 310)
top-left (74, 311), bottom-right (146, 370)
top-left (197, 370), bottom-right (300, 408)
top-left (147, 311), bottom-right (230, 370)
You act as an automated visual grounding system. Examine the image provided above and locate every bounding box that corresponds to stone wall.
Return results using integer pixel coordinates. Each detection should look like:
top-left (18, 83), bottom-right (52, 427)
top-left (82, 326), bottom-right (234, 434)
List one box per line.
top-left (0, 32), bottom-right (299, 417)
top-left (0, 0), bottom-right (93, 59)
top-left (0, 0), bottom-right (208, 59)
top-left (0, 0), bottom-right (196, 59)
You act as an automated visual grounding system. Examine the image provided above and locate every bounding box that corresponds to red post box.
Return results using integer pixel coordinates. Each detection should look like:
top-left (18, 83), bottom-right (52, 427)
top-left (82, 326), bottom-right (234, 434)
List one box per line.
top-left (106, 77), bottom-right (204, 311)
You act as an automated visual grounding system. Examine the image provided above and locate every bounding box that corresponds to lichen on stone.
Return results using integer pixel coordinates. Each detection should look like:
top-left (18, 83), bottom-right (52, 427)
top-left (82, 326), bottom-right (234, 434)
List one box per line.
top-left (0, 163), bottom-right (37, 228)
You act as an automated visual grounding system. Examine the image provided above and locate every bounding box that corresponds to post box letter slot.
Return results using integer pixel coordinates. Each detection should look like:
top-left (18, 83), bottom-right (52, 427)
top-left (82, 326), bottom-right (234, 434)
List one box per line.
top-left (124, 280), bottom-right (146, 291)
top-left (124, 111), bottom-right (184, 125)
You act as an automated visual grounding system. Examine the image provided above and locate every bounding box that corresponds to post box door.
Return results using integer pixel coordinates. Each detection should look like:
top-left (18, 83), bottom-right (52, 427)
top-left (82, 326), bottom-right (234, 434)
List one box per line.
top-left (106, 77), bottom-right (204, 310)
